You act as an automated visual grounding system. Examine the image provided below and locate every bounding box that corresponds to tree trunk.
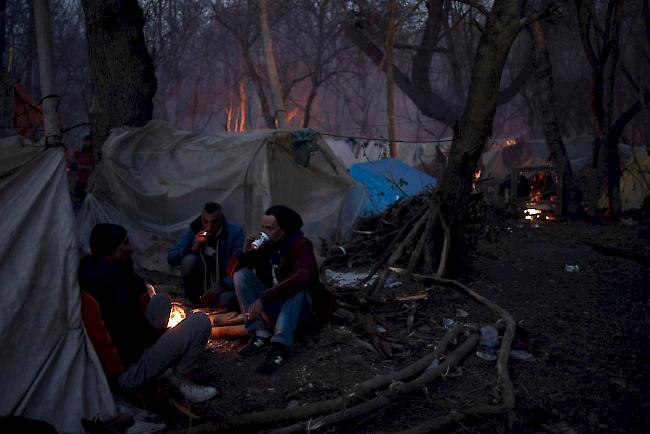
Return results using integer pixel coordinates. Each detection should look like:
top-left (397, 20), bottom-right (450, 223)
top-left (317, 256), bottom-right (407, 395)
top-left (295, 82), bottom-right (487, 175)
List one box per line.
top-left (259, 0), bottom-right (286, 128)
top-left (531, 21), bottom-right (582, 216)
top-left (81, 0), bottom-right (157, 158)
top-left (438, 0), bottom-right (524, 269)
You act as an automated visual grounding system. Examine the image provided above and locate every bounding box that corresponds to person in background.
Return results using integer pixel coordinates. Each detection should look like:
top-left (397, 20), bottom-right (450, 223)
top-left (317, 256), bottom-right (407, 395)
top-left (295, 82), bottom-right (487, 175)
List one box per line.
top-left (230, 205), bottom-right (331, 375)
top-left (167, 202), bottom-right (244, 308)
top-left (79, 223), bottom-right (217, 403)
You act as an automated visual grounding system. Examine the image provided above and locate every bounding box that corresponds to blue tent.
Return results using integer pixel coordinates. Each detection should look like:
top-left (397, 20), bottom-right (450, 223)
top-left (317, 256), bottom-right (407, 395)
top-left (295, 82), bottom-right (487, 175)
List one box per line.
top-left (349, 158), bottom-right (437, 216)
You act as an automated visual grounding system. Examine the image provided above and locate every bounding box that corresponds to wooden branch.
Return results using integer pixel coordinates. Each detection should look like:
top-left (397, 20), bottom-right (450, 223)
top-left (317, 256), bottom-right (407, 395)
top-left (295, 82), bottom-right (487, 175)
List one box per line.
top-left (357, 313), bottom-right (392, 359)
top-left (188, 325), bottom-right (466, 433)
top-left (389, 269), bottom-right (516, 413)
top-left (452, 0), bottom-right (490, 16)
top-left (269, 334), bottom-right (479, 434)
top-left (585, 241), bottom-right (650, 267)
top-left (359, 206), bottom-right (428, 287)
top-left (436, 213), bottom-right (450, 277)
top-left (406, 203), bottom-right (438, 277)
top-left (369, 204), bottom-right (431, 295)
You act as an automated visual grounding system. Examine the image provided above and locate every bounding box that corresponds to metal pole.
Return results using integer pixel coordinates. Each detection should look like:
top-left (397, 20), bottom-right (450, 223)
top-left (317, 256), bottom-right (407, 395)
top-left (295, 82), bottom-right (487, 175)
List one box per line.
top-left (32, 0), bottom-right (62, 146)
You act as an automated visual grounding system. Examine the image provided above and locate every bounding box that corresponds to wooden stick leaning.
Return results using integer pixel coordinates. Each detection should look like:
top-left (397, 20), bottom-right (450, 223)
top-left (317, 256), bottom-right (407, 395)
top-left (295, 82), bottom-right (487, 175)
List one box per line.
top-left (187, 325), bottom-right (466, 434)
top-left (359, 205), bottom-right (429, 288)
top-left (369, 204), bottom-right (431, 296)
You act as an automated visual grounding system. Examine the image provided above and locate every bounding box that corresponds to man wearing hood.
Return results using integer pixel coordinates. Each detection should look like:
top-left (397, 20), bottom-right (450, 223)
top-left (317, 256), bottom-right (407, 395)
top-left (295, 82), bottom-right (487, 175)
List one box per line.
top-left (229, 205), bottom-right (329, 375)
top-left (79, 223), bottom-right (217, 403)
top-left (167, 202), bottom-right (244, 307)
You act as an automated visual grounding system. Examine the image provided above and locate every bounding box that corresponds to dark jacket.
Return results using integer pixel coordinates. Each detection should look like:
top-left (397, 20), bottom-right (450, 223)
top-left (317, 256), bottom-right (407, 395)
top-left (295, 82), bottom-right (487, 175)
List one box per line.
top-left (229, 232), bottom-right (334, 320)
top-left (78, 256), bottom-right (160, 367)
top-left (167, 217), bottom-right (244, 290)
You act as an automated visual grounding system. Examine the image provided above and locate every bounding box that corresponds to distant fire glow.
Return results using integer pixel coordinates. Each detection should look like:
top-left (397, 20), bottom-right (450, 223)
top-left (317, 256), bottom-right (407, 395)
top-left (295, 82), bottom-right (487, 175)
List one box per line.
top-left (524, 208), bottom-right (542, 220)
top-left (505, 138), bottom-right (517, 146)
top-left (168, 303), bottom-right (187, 328)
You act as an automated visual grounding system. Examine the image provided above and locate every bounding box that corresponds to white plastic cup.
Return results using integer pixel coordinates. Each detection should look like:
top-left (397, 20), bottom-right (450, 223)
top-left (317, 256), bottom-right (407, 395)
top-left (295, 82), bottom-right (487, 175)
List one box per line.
top-left (251, 232), bottom-right (270, 250)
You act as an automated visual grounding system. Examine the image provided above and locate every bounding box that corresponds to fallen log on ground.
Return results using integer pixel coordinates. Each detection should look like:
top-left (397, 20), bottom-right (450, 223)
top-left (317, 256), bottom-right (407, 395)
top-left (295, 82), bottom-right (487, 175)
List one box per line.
top-left (183, 325), bottom-right (466, 433)
top-left (268, 334), bottom-right (478, 434)
top-left (389, 268), bottom-right (516, 416)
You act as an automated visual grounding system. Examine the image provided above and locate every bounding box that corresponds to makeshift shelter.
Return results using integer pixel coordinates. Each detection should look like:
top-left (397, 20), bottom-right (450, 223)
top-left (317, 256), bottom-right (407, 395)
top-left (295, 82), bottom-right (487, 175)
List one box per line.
top-left (349, 158), bottom-right (437, 216)
top-left (78, 121), bottom-right (359, 274)
top-left (0, 136), bottom-right (115, 433)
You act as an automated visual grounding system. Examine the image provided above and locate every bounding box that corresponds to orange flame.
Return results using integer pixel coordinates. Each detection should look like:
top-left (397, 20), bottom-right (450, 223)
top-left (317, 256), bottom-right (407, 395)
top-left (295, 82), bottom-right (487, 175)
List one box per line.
top-left (225, 81), bottom-right (248, 132)
top-left (167, 304), bottom-right (187, 328)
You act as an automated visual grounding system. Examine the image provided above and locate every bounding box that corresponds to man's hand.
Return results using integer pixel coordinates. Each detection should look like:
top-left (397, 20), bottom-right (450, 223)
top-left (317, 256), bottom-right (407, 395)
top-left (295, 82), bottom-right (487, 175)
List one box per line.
top-left (191, 230), bottom-right (209, 253)
top-left (243, 232), bottom-right (258, 253)
top-left (199, 285), bottom-right (223, 307)
top-left (247, 298), bottom-right (264, 320)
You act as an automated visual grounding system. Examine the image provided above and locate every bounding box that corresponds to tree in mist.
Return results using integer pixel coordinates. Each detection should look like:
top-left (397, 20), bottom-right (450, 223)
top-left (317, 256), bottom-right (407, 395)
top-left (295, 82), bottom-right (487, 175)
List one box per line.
top-left (530, 19), bottom-right (583, 216)
top-left (575, 0), bottom-right (649, 218)
top-left (81, 0), bottom-right (157, 156)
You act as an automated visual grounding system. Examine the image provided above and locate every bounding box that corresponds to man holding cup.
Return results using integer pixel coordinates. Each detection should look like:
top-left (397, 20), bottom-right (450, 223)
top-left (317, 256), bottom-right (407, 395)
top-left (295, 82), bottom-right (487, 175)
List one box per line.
top-left (167, 202), bottom-right (244, 307)
top-left (229, 205), bottom-right (330, 374)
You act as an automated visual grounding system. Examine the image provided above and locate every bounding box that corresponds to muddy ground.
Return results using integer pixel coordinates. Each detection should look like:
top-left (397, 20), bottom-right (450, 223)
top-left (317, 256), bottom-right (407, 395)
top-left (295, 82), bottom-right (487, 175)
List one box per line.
top-left (138, 215), bottom-right (649, 433)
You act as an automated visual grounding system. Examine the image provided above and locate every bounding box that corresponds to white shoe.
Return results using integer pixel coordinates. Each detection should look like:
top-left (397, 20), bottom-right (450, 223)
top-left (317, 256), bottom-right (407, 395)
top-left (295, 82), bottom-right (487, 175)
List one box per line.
top-left (168, 374), bottom-right (217, 403)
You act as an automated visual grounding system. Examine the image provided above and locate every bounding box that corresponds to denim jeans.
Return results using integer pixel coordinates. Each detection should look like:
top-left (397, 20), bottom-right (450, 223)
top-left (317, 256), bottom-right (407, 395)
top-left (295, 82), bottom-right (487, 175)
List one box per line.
top-left (181, 254), bottom-right (235, 308)
top-left (233, 268), bottom-right (312, 348)
top-left (117, 294), bottom-right (211, 388)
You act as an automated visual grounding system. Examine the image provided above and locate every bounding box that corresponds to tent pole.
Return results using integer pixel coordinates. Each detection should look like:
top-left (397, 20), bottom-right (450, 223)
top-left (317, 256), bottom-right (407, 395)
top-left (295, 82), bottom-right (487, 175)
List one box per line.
top-left (32, 0), bottom-right (62, 147)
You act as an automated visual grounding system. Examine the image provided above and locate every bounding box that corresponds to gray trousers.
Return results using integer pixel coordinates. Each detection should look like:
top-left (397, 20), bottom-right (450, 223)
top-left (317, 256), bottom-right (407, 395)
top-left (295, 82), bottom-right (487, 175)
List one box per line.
top-left (117, 294), bottom-right (211, 388)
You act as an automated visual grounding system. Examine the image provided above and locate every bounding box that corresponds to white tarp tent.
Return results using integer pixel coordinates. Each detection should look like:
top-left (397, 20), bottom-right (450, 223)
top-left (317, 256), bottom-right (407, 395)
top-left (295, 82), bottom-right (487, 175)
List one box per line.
top-left (0, 136), bottom-right (115, 432)
top-left (78, 121), bottom-right (359, 274)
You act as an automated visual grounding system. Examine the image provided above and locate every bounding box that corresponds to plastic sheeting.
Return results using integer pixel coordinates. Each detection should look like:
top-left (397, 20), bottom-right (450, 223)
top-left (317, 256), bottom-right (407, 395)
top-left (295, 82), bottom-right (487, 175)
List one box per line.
top-left (78, 121), bottom-right (358, 274)
top-left (349, 158), bottom-right (437, 216)
top-left (0, 136), bottom-right (115, 433)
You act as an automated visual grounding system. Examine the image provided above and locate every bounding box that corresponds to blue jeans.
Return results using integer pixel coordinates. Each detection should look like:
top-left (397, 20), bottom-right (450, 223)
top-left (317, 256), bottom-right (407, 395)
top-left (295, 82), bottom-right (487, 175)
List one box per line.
top-left (233, 268), bottom-right (313, 348)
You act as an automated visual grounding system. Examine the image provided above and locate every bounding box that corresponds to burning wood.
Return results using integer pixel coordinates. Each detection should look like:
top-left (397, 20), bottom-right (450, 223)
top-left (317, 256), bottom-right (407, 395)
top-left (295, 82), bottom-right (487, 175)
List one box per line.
top-left (167, 302), bottom-right (187, 328)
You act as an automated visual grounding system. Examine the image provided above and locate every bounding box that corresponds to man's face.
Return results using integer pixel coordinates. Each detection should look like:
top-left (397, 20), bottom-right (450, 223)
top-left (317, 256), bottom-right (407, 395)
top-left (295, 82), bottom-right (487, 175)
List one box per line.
top-left (201, 210), bottom-right (224, 235)
top-left (260, 214), bottom-right (283, 244)
top-left (112, 237), bottom-right (134, 263)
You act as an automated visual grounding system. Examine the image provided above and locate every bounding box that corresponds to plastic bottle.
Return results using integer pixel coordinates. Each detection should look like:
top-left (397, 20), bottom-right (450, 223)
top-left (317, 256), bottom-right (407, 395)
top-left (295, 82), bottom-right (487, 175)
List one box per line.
top-left (476, 325), bottom-right (499, 361)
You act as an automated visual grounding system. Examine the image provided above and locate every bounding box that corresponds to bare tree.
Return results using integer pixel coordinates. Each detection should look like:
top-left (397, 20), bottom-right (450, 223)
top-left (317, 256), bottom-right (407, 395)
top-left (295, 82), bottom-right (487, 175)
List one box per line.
top-left (436, 0), bottom-right (552, 267)
top-left (81, 0), bottom-right (157, 156)
top-left (575, 0), bottom-right (649, 218)
top-left (530, 20), bottom-right (582, 215)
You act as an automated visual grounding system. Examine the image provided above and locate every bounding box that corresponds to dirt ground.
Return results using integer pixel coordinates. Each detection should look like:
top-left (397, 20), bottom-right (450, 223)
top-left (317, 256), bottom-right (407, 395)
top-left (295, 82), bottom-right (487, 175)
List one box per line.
top-left (145, 215), bottom-right (649, 433)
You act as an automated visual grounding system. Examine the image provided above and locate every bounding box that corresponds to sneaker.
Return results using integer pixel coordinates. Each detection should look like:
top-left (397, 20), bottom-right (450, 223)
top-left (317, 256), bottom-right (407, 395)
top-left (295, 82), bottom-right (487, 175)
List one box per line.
top-left (256, 344), bottom-right (291, 375)
top-left (168, 374), bottom-right (217, 403)
top-left (239, 335), bottom-right (270, 357)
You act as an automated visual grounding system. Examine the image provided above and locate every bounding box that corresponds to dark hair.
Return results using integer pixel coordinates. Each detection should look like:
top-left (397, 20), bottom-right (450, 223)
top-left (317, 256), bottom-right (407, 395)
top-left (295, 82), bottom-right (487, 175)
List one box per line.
top-left (83, 134), bottom-right (92, 142)
top-left (204, 202), bottom-right (222, 214)
top-left (90, 223), bottom-right (127, 257)
top-left (264, 205), bottom-right (303, 235)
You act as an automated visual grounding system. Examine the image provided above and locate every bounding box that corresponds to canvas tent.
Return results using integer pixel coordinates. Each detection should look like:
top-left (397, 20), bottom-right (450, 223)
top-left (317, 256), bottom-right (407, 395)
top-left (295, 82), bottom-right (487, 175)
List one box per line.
top-left (78, 121), bottom-right (359, 274)
top-left (349, 158), bottom-right (438, 216)
top-left (0, 136), bottom-right (115, 432)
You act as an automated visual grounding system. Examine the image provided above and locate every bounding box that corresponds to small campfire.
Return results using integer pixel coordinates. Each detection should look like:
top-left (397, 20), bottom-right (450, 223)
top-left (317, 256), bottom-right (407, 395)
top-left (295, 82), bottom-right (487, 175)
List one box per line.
top-left (512, 165), bottom-right (562, 221)
top-left (168, 302), bottom-right (187, 328)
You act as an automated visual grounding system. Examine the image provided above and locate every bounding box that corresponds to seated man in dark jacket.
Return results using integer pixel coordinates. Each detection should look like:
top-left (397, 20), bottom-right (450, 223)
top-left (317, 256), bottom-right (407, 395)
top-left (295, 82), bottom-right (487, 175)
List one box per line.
top-left (230, 205), bottom-right (324, 375)
top-left (79, 223), bottom-right (216, 403)
top-left (167, 202), bottom-right (244, 307)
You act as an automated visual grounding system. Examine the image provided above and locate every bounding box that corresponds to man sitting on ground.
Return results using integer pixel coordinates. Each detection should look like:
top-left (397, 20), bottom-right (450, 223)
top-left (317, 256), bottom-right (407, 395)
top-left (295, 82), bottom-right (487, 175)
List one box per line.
top-left (230, 205), bottom-right (329, 375)
top-left (167, 202), bottom-right (244, 307)
top-left (79, 223), bottom-right (217, 403)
